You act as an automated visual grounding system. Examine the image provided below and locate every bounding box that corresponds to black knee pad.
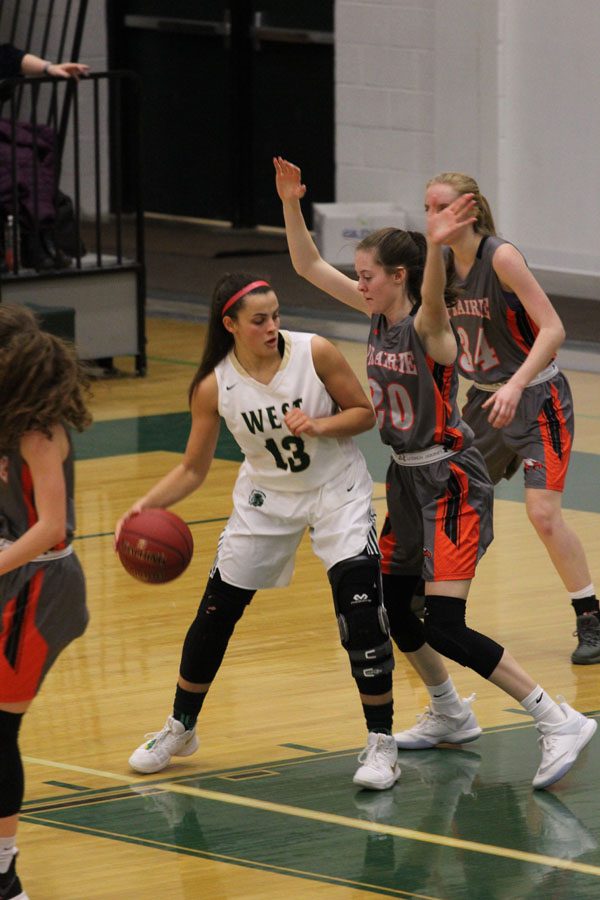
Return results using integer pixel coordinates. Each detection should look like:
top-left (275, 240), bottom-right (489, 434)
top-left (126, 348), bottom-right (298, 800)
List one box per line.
top-left (382, 573), bottom-right (426, 652)
top-left (328, 552), bottom-right (394, 680)
top-left (179, 569), bottom-right (255, 684)
top-left (0, 710), bottom-right (24, 818)
top-left (423, 595), bottom-right (504, 678)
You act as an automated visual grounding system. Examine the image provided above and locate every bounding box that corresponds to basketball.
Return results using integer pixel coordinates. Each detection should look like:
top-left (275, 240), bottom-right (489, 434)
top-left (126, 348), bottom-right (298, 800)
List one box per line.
top-left (117, 509), bottom-right (194, 584)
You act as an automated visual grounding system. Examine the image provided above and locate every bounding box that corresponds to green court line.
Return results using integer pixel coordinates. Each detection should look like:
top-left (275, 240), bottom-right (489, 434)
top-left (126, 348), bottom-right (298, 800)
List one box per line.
top-left (280, 743), bottom-right (327, 753)
top-left (43, 781), bottom-right (89, 792)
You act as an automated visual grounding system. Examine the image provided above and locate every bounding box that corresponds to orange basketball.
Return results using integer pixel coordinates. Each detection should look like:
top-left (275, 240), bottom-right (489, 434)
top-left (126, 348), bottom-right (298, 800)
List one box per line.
top-left (117, 509), bottom-right (194, 584)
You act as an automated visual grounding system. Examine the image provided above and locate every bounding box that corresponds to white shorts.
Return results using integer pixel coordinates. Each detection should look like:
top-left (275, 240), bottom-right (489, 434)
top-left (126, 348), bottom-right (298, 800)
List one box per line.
top-left (212, 459), bottom-right (378, 590)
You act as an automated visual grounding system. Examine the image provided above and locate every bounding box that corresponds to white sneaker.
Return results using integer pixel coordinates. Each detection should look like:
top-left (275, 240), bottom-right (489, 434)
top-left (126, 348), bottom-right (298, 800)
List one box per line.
top-left (394, 694), bottom-right (482, 750)
top-left (129, 715), bottom-right (199, 774)
top-left (532, 701), bottom-right (597, 789)
top-left (353, 733), bottom-right (401, 790)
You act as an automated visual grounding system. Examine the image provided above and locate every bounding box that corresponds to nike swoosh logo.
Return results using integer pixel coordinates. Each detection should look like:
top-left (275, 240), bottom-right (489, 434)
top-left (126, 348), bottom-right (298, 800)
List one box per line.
top-left (346, 484), bottom-right (355, 492)
top-left (225, 384), bottom-right (236, 391)
top-left (535, 692), bottom-right (544, 703)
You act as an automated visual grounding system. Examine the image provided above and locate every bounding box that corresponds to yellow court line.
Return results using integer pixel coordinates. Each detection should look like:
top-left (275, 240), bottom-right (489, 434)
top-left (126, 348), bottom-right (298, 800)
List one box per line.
top-left (23, 755), bottom-right (600, 878)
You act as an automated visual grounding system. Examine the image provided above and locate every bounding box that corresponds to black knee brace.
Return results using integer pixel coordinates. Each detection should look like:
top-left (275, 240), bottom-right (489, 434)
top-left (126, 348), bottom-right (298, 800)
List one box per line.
top-left (0, 710), bottom-right (24, 818)
top-left (179, 569), bottom-right (255, 684)
top-left (423, 595), bottom-right (504, 678)
top-left (383, 573), bottom-right (426, 653)
top-left (328, 552), bottom-right (394, 688)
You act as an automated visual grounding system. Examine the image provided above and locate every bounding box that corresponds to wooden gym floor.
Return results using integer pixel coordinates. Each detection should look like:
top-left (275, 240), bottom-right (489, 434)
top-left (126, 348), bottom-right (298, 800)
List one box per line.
top-left (16, 316), bottom-right (600, 899)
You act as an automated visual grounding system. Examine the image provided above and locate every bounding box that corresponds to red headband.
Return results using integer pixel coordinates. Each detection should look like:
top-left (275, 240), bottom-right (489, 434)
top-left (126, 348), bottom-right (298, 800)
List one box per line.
top-left (221, 280), bottom-right (270, 317)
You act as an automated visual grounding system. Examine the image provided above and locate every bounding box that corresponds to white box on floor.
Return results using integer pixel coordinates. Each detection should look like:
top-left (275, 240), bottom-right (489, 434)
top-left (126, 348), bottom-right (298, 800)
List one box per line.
top-left (312, 202), bottom-right (406, 266)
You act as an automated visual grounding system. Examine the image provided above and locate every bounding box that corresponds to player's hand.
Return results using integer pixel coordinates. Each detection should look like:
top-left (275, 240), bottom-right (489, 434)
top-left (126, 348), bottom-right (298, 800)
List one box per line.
top-left (427, 193), bottom-right (476, 245)
top-left (284, 408), bottom-right (322, 437)
top-left (47, 62), bottom-right (90, 80)
top-left (114, 503), bottom-right (144, 548)
top-left (273, 157), bottom-right (307, 203)
top-left (482, 381), bottom-right (522, 428)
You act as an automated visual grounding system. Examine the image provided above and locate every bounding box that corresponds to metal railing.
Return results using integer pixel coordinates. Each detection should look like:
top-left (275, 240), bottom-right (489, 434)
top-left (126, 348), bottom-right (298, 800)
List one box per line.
top-left (0, 71), bottom-right (147, 373)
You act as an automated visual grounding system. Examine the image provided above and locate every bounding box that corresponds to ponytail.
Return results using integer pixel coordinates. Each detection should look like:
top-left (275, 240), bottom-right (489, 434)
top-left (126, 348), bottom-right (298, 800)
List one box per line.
top-left (188, 272), bottom-right (272, 403)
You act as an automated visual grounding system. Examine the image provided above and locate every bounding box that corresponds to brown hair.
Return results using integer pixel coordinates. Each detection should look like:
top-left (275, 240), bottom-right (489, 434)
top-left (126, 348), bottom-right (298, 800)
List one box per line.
top-left (426, 172), bottom-right (497, 236)
top-left (0, 305), bottom-right (92, 452)
top-left (356, 226), bottom-right (459, 308)
top-left (188, 272), bottom-right (272, 403)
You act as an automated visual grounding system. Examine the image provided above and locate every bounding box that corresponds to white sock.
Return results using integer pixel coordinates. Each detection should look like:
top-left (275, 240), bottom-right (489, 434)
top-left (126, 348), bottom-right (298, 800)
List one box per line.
top-left (520, 685), bottom-right (564, 727)
top-left (0, 837), bottom-right (16, 874)
top-left (570, 583), bottom-right (596, 600)
top-left (427, 677), bottom-right (464, 716)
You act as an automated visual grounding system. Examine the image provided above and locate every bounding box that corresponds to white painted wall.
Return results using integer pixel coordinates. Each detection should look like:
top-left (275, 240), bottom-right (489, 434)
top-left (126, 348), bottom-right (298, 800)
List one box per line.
top-left (498, 0), bottom-right (600, 275)
top-left (336, 0), bottom-right (600, 282)
top-left (335, 0), bottom-right (435, 217)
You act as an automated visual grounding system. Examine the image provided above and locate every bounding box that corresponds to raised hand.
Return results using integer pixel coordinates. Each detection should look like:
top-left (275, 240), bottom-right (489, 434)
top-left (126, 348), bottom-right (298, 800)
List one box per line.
top-left (273, 156), bottom-right (307, 203)
top-left (427, 193), bottom-right (476, 245)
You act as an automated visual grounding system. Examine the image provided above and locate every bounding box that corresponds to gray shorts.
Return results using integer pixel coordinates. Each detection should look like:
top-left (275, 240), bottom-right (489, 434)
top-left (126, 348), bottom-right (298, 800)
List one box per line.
top-left (0, 553), bottom-right (88, 702)
top-left (462, 374), bottom-right (574, 490)
top-left (380, 446), bottom-right (494, 582)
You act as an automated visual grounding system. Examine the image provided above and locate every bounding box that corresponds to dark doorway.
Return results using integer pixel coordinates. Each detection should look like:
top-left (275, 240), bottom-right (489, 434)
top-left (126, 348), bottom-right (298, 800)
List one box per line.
top-left (107, 1), bottom-right (334, 228)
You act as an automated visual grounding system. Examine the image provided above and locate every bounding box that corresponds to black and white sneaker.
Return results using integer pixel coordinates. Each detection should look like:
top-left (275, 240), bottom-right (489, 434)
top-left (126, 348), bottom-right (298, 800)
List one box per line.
top-left (0, 852), bottom-right (29, 900)
top-left (571, 614), bottom-right (600, 665)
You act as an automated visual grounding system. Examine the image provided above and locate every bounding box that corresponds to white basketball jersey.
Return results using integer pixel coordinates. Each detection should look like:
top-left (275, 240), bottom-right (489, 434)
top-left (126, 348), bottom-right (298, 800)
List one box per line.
top-left (215, 330), bottom-right (366, 492)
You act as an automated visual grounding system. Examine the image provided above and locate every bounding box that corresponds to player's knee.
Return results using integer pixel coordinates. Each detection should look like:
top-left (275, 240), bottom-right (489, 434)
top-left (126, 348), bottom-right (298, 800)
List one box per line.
top-left (424, 595), bottom-right (503, 678)
top-left (180, 570), bottom-right (255, 684)
top-left (196, 569), bottom-right (254, 633)
top-left (382, 573), bottom-right (426, 652)
top-left (525, 495), bottom-right (560, 539)
top-left (328, 552), bottom-right (394, 680)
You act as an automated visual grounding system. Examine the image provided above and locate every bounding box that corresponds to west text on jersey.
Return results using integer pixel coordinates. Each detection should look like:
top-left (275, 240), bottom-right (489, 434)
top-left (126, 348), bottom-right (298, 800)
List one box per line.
top-left (241, 398), bottom-right (303, 434)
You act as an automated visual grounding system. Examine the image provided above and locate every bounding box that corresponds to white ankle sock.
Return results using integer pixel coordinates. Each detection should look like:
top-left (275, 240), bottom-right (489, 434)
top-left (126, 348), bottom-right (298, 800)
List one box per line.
top-left (520, 685), bottom-right (564, 727)
top-left (0, 837), bottom-right (16, 874)
top-left (428, 677), bottom-right (464, 716)
top-left (570, 583), bottom-right (596, 600)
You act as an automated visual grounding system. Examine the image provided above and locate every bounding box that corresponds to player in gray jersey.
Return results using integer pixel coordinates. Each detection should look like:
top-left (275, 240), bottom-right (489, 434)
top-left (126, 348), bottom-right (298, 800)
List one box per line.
top-left (425, 172), bottom-right (598, 665)
top-left (275, 156), bottom-right (596, 790)
top-left (0, 305), bottom-right (90, 900)
top-left (122, 272), bottom-right (402, 792)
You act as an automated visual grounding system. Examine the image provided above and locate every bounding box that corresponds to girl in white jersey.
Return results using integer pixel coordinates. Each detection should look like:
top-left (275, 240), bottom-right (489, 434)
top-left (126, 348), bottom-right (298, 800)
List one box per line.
top-left (425, 172), bottom-right (599, 666)
top-left (122, 272), bottom-right (402, 791)
top-left (275, 156), bottom-right (596, 790)
top-left (0, 305), bottom-right (90, 900)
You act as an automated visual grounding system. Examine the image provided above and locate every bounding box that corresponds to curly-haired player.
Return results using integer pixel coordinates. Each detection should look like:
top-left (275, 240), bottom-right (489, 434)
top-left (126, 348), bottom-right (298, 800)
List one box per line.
top-left (0, 305), bottom-right (91, 900)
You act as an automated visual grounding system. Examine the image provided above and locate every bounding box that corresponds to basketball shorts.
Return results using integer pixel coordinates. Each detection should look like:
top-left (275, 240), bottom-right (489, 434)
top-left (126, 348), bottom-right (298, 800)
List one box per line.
top-left (462, 373), bottom-right (574, 490)
top-left (0, 553), bottom-right (88, 703)
top-left (380, 446), bottom-right (494, 582)
top-left (211, 457), bottom-right (379, 590)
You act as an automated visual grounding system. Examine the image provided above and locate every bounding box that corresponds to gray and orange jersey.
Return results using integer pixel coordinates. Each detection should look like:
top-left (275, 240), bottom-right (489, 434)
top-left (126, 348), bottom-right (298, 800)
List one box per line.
top-left (366, 313), bottom-right (472, 454)
top-left (0, 433), bottom-right (76, 548)
top-left (449, 235), bottom-right (551, 385)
